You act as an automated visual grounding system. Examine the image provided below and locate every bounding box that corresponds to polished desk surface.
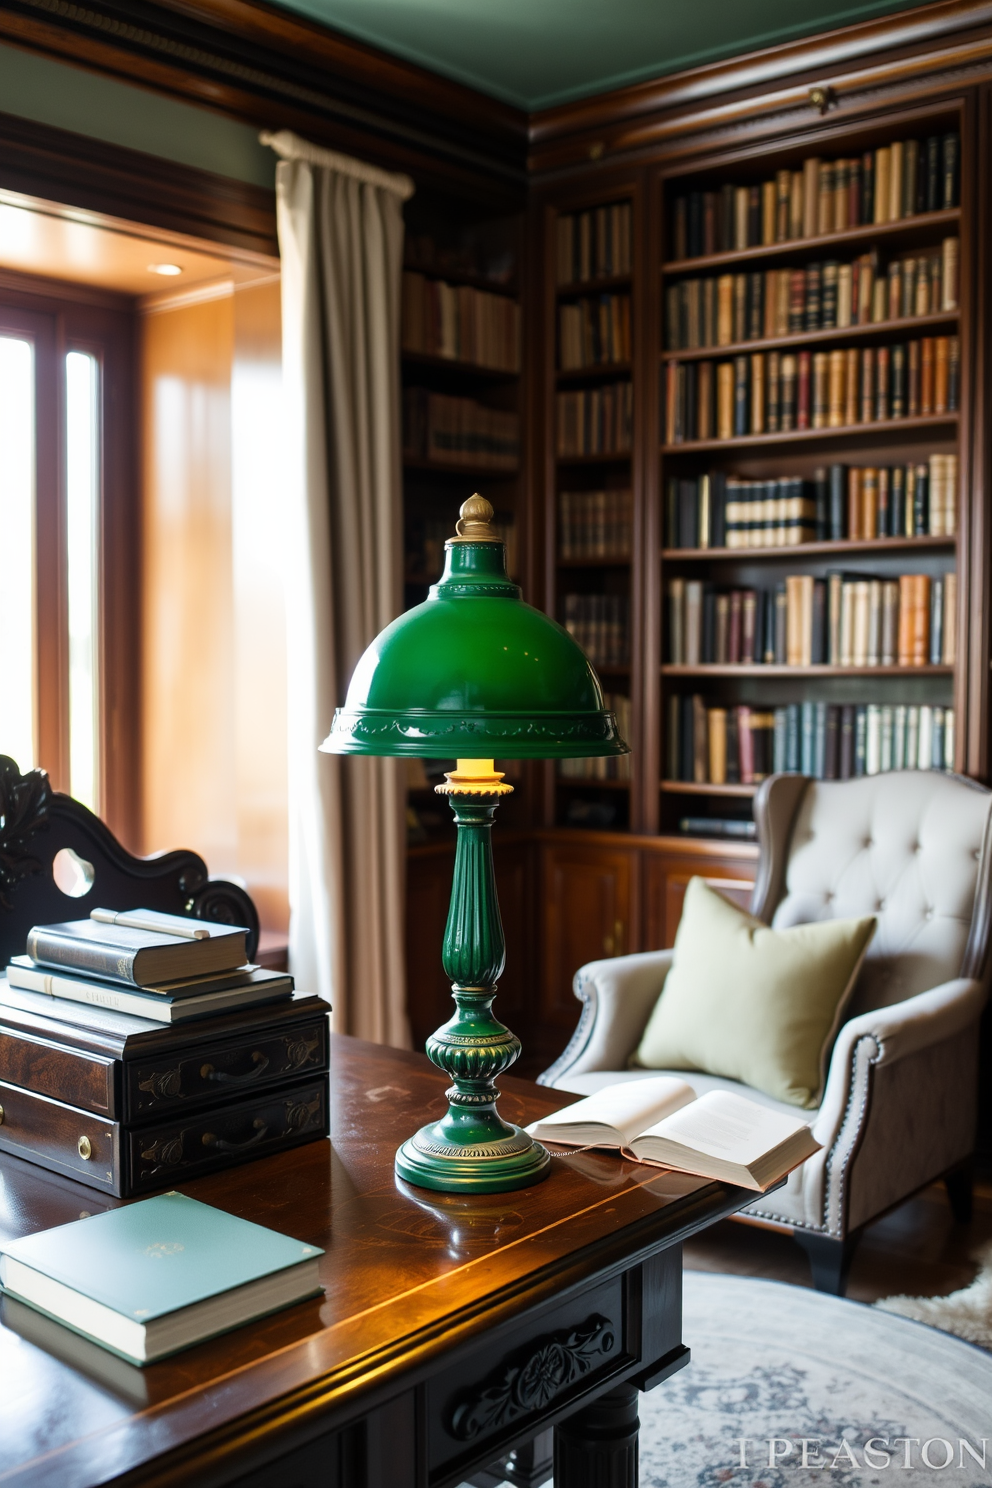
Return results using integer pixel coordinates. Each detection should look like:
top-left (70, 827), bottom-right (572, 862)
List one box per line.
top-left (0, 1035), bottom-right (745, 1488)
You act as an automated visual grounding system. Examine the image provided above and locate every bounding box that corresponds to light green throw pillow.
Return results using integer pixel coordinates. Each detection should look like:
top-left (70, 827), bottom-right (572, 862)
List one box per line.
top-left (632, 877), bottom-right (876, 1108)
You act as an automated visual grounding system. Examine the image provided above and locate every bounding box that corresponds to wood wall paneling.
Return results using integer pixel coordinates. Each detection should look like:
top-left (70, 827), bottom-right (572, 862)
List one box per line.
top-left (539, 840), bottom-right (639, 1027)
top-left (140, 279), bottom-right (288, 927)
top-left (641, 845), bottom-right (758, 950)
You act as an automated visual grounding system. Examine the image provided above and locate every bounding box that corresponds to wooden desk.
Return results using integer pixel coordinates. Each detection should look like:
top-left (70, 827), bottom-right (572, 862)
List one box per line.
top-left (0, 1035), bottom-right (749, 1488)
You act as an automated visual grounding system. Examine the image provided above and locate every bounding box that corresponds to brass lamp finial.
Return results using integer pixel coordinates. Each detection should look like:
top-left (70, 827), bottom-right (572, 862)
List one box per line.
top-left (453, 494), bottom-right (500, 542)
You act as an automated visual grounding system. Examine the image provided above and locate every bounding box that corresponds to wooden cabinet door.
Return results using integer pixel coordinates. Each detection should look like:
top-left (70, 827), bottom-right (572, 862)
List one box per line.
top-left (540, 844), bottom-right (638, 1029)
top-left (642, 844), bottom-right (758, 951)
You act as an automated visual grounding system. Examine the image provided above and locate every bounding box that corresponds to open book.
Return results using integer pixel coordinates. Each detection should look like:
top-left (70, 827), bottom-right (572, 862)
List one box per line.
top-left (526, 1075), bottom-right (820, 1191)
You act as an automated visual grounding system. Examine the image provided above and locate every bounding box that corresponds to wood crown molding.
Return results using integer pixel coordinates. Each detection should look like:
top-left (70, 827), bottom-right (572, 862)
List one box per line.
top-left (528, 0), bottom-right (992, 175)
top-left (0, 108), bottom-right (278, 257)
top-left (0, 0), bottom-right (527, 202)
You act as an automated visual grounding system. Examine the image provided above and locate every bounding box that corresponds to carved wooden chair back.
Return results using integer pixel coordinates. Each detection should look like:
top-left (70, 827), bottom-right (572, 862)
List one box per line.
top-left (0, 756), bottom-right (259, 967)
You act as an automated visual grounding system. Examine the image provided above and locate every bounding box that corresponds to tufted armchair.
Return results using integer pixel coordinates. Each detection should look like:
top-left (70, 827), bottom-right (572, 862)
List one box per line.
top-left (540, 771), bottom-right (992, 1294)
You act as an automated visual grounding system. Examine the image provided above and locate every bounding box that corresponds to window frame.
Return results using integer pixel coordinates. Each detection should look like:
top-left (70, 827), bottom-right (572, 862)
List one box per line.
top-left (0, 272), bottom-right (137, 844)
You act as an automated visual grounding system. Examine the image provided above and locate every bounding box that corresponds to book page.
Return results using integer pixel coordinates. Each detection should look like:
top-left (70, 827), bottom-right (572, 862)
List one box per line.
top-left (528, 1075), bottom-right (696, 1147)
top-left (643, 1090), bottom-right (808, 1163)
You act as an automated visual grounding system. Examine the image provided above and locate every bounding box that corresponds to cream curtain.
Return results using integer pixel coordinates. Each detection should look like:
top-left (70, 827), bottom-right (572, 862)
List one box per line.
top-left (264, 128), bottom-right (413, 1047)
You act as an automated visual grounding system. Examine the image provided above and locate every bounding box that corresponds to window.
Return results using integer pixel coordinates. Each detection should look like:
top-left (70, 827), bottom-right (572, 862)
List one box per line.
top-left (0, 287), bottom-right (135, 838)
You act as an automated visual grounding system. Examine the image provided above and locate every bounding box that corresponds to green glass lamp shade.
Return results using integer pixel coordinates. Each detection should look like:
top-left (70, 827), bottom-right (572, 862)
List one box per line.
top-left (323, 509), bottom-right (627, 761)
top-left (320, 497), bottom-right (629, 1196)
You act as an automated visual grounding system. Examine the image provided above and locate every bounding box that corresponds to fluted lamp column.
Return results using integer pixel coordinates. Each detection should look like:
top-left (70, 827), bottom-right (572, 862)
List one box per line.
top-left (321, 497), bottom-right (629, 1193)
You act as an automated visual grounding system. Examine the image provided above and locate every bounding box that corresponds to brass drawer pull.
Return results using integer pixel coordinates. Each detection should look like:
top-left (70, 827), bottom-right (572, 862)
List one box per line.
top-left (200, 1051), bottom-right (270, 1084)
top-left (78, 1135), bottom-right (92, 1160)
top-left (201, 1118), bottom-right (268, 1152)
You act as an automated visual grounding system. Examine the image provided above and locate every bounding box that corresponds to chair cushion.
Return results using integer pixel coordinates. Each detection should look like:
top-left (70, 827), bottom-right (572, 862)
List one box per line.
top-left (630, 878), bottom-right (875, 1107)
top-left (772, 772), bottom-right (991, 1013)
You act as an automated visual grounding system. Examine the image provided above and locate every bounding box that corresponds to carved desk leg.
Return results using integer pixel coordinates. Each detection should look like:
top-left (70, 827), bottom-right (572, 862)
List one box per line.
top-left (554, 1383), bottom-right (639, 1488)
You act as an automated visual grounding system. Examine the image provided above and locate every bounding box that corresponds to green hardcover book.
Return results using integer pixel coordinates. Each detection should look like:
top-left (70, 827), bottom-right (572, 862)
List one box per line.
top-left (0, 1191), bottom-right (323, 1364)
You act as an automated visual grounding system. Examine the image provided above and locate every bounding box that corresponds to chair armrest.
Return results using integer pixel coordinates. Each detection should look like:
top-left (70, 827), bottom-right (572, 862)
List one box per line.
top-left (538, 950), bottom-right (673, 1087)
top-left (812, 976), bottom-right (986, 1150)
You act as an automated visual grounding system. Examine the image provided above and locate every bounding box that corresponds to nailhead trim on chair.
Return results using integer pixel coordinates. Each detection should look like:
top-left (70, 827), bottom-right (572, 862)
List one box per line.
top-left (537, 968), bottom-right (598, 1087)
top-left (746, 1033), bottom-right (881, 1236)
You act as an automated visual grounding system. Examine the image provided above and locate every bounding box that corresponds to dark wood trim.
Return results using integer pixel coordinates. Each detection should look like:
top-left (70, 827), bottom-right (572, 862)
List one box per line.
top-left (527, 0), bottom-right (992, 175)
top-left (0, 0), bottom-right (526, 203)
top-left (0, 108), bottom-right (277, 258)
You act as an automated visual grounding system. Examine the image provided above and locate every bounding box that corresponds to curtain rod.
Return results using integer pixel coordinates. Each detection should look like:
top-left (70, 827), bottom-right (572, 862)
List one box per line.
top-left (260, 130), bottom-right (415, 200)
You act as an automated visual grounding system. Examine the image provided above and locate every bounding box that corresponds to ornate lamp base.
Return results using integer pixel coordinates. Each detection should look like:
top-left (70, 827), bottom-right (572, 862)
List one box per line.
top-left (395, 761), bottom-right (551, 1195)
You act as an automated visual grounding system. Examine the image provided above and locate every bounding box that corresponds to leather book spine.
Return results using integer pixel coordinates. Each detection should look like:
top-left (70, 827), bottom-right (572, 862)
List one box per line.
top-left (818, 161), bottom-right (834, 235)
top-left (780, 354), bottom-right (797, 431)
top-left (776, 169), bottom-right (791, 242)
top-left (897, 574), bottom-right (913, 664)
top-left (733, 355), bottom-right (749, 437)
top-left (861, 468), bottom-right (878, 538)
top-left (719, 183), bottom-right (735, 252)
top-left (942, 133), bottom-right (959, 209)
top-left (829, 464), bottom-right (846, 539)
top-left (728, 589), bottom-right (742, 664)
top-left (703, 192), bottom-right (717, 256)
top-left (734, 186), bottom-right (749, 252)
top-left (789, 171), bottom-right (804, 239)
top-left (703, 277), bottom-right (717, 347)
top-left (907, 340), bottom-right (920, 417)
top-left (737, 706), bottom-right (755, 785)
top-left (934, 336), bottom-right (949, 413)
top-left (796, 350), bottom-right (811, 430)
top-left (717, 361), bottom-right (734, 440)
top-left (889, 141), bottom-right (904, 221)
top-left (827, 571), bottom-right (843, 664)
top-left (822, 260), bottom-right (838, 327)
top-left (924, 135), bottom-right (940, 212)
top-left (748, 184), bottom-right (761, 247)
top-left (692, 695), bottom-right (708, 783)
top-left (840, 704), bottom-right (855, 778)
top-left (788, 268), bottom-right (805, 332)
top-left (948, 335), bottom-right (960, 411)
top-left (890, 343), bottom-right (906, 418)
top-left (941, 236), bottom-right (959, 311)
top-left (890, 465), bottom-right (906, 538)
top-left (697, 361), bottom-right (714, 441)
top-left (762, 179), bottom-right (776, 246)
top-left (836, 263), bottom-right (852, 328)
top-left (805, 262), bottom-right (822, 330)
top-left (812, 351), bottom-right (829, 429)
top-left (875, 345), bottom-right (890, 420)
top-left (849, 158), bottom-right (862, 225)
top-left (803, 157), bottom-right (820, 238)
top-left (877, 467), bottom-right (890, 536)
top-left (860, 347), bottom-right (875, 423)
top-left (707, 707), bottom-right (727, 784)
top-left (749, 353), bottom-right (765, 435)
top-left (874, 147), bottom-right (891, 223)
top-left (944, 571), bottom-right (957, 664)
top-left (827, 348), bottom-right (846, 428)
top-left (834, 160), bottom-right (849, 231)
top-left (814, 466), bottom-right (829, 538)
top-left (847, 466), bottom-right (863, 540)
top-left (825, 704), bottom-right (840, 779)
top-left (766, 351), bottom-right (781, 432)
top-left (920, 337), bottom-right (935, 413)
top-left (930, 576), bottom-right (944, 665)
top-left (903, 139), bottom-right (919, 219)
top-left (733, 273), bottom-right (747, 344)
top-left (717, 274), bottom-right (733, 346)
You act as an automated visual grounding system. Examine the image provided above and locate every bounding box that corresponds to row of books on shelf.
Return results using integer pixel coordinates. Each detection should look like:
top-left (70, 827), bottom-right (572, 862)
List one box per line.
top-left (666, 457), bottom-right (957, 549)
top-left (402, 390), bottom-right (519, 470)
top-left (664, 336), bottom-right (960, 444)
top-left (562, 593), bottom-right (630, 666)
top-left (559, 488), bottom-right (632, 560)
top-left (664, 239), bottom-right (958, 351)
top-left (666, 571), bottom-right (956, 669)
top-left (406, 515), bottom-right (517, 584)
top-left (401, 271), bottom-right (521, 372)
top-left (558, 293), bottom-right (631, 370)
top-left (667, 696), bottom-right (956, 784)
top-left (558, 694), bottom-right (632, 779)
top-left (556, 202), bottom-right (633, 285)
top-left (670, 132), bottom-right (960, 260)
top-left (556, 383), bottom-right (633, 457)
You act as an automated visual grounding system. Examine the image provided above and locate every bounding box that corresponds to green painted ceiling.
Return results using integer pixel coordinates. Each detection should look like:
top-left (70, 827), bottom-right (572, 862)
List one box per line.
top-left (273, 0), bottom-right (923, 110)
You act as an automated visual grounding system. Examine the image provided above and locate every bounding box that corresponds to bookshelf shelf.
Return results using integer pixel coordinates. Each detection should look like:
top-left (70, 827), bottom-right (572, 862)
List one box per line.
top-left (403, 457), bottom-right (520, 477)
top-left (557, 361), bottom-right (632, 384)
top-left (401, 350), bottom-right (519, 380)
top-left (660, 780), bottom-right (758, 797)
top-left (556, 777), bottom-right (631, 790)
top-left (661, 208), bottom-right (961, 276)
top-left (661, 310), bottom-right (959, 363)
top-left (662, 663), bottom-right (953, 678)
top-left (557, 273), bottom-right (632, 297)
top-left (661, 412), bottom-right (958, 454)
top-left (662, 534), bottom-right (956, 561)
top-left (556, 451), bottom-right (632, 466)
top-left (403, 266), bottom-right (518, 297)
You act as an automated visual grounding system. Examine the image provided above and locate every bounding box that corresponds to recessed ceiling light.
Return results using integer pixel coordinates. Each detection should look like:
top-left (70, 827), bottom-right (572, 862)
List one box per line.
top-left (149, 263), bottom-right (183, 276)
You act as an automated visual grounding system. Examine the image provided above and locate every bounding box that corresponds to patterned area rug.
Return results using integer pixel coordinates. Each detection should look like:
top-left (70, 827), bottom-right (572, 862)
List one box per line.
top-left (638, 1272), bottom-right (992, 1488)
top-left (875, 1243), bottom-right (992, 1350)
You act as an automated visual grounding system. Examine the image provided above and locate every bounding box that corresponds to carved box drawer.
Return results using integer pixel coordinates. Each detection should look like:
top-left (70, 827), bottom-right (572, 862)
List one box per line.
top-left (0, 1072), bottom-right (329, 1197)
top-left (0, 991), bottom-right (329, 1121)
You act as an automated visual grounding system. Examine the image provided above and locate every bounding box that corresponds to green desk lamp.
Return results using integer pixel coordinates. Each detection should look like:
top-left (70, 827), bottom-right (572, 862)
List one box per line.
top-left (321, 496), bottom-right (629, 1193)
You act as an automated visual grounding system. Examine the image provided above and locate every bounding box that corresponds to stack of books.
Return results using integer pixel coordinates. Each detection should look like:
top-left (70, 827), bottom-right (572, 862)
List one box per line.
top-left (670, 132), bottom-right (959, 259)
top-left (665, 238), bottom-right (958, 350)
top-left (666, 570), bottom-right (956, 668)
top-left (0, 908), bottom-right (330, 1197)
top-left (668, 695), bottom-right (956, 784)
top-left (665, 455), bottom-right (957, 548)
top-left (664, 333), bottom-right (959, 443)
